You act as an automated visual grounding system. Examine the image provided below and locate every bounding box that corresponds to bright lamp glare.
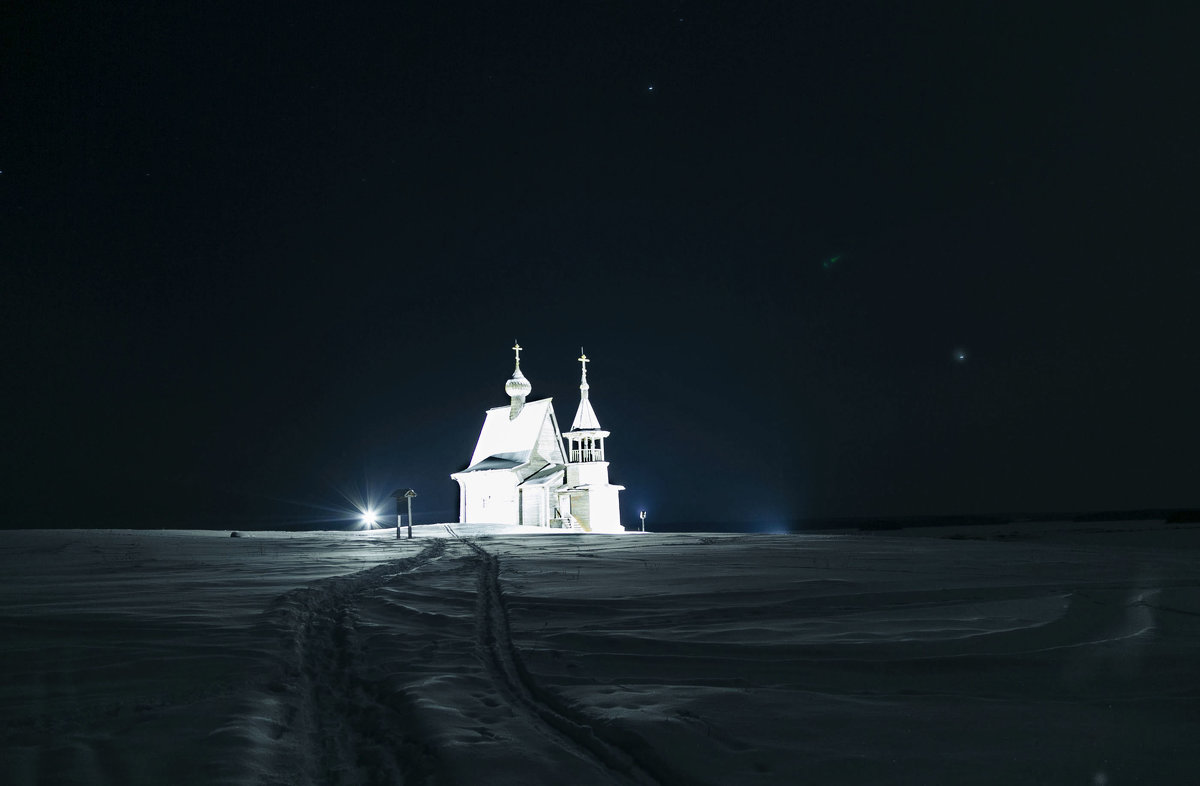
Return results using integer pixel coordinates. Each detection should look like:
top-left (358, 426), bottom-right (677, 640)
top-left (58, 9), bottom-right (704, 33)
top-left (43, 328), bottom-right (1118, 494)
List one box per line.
top-left (361, 510), bottom-right (378, 528)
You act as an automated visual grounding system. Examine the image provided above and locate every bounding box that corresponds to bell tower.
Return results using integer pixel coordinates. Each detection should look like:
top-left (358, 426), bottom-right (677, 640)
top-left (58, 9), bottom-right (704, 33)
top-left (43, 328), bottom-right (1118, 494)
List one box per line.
top-left (559, 350), bottom-right (625, 532)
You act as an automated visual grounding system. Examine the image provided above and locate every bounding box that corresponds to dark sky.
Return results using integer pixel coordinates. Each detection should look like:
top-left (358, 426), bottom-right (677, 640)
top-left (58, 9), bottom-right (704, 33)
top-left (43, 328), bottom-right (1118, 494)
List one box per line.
top-left (2, 1), bottom-right (1197, 529)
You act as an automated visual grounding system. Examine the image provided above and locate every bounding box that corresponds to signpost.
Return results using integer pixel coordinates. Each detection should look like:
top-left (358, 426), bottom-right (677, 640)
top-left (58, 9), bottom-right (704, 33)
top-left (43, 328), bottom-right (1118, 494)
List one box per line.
top-left (393, 488), bottom-right (417, 539)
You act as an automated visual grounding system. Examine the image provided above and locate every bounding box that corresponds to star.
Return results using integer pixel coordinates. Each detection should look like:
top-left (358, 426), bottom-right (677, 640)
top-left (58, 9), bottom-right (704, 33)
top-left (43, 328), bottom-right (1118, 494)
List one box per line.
top-left (952, 348), bottom-right (969, 363)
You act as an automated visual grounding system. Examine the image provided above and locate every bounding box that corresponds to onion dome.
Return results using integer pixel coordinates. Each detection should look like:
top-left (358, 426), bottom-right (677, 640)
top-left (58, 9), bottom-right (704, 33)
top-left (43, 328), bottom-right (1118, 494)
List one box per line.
top-left (505, 366), bottom-right (531, 399)
top-left (506, 341), bottom-right (530, 420)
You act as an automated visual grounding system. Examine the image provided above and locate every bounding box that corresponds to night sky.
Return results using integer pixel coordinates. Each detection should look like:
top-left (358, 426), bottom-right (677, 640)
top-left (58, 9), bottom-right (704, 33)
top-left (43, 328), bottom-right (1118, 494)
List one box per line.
top-left (3, 2), bottom-right (1197, 530)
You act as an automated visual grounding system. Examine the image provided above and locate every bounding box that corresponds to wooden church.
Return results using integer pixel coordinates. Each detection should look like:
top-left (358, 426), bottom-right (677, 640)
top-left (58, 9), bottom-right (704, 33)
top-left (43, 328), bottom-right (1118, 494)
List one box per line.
top-left (450, 344), bottom-right (625, 532)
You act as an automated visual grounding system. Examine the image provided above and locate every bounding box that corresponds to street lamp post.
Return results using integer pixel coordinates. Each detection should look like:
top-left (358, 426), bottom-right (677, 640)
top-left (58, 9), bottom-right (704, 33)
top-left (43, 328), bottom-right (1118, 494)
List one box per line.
top-left (393, 488), bottom-right (417, 540)
top-left (640, 510), bottom-right (646, 532)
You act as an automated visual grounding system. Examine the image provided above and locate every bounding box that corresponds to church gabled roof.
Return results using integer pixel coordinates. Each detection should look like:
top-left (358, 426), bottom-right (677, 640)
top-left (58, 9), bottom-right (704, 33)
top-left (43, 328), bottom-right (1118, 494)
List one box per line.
top-left (459, 397), bottom-right (566, 473)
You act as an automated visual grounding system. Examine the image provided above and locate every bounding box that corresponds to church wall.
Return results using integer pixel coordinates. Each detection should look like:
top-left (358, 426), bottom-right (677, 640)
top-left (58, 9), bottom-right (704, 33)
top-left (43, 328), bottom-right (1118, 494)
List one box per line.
top-left (520, 486), bottom-right (548, 527)
top-left (566, 492), bottom-right (590, 530)
top-left (566, 461), bottom-right (611, 487)
top-left (586, 487), bottom-right (623, 532)
top-left (561, 485), bottom-right (623, 532)
top-left (457, 471), bottom-right (519, 525)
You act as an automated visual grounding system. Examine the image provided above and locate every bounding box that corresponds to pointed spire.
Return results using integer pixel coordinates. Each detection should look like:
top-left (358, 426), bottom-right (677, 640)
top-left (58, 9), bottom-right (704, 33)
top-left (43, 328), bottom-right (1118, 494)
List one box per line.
top-left (571, 348), bottom-right (601, 431)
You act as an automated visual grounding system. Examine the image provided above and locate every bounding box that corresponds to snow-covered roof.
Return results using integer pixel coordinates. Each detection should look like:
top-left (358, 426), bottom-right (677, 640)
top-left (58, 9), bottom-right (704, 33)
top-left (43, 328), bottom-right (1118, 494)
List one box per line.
top-left (463, 398), bottom-right (557, 472)
top-left (520, 462), bottom-right (566, 486)
top-left (463, 456), bottom-right (524, 472)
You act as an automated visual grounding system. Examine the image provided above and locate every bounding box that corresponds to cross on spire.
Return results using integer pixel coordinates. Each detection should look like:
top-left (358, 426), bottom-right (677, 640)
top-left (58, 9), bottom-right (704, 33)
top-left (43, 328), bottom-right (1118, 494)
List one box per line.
top-left (512, 341), bottom-right (522, 367)
top-left (577, 348), bottom-right (591, 394)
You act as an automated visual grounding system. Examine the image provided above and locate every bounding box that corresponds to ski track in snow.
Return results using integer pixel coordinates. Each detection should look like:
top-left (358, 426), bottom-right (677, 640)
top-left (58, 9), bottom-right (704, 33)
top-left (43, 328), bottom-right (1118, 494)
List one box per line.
top-left (259, 530), bottom-right (664, 785)
top-left (262, 539), bottom-right (447, 785)
top-left (444, 526), bottom-right (662, 786)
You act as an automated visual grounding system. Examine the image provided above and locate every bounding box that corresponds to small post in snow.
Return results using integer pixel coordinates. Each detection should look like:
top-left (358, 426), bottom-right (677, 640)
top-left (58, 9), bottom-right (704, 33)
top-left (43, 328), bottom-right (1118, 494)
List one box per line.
top-left (640, 510), bottom-right (646, 532)
top-left (393, 488), bottom-right (417, 540)
top-left (393, 490), bottom-right (404, 539)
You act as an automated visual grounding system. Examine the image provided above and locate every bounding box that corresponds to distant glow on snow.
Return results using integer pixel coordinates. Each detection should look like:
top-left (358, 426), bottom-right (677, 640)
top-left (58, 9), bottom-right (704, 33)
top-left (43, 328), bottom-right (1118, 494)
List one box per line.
top-left (742, 519), bottom-right (792, 534)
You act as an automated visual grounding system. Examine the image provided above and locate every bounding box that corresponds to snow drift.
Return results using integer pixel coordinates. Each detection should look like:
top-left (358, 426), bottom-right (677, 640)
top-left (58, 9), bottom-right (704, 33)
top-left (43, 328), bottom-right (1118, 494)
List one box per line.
top-left (2, 524), bottom-right (1198, 784)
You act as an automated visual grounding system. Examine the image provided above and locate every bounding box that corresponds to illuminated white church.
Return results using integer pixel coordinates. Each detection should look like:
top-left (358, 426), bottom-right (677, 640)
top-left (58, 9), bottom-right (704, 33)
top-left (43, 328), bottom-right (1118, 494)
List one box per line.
top-left (451, 344), bottom-right (625, 532)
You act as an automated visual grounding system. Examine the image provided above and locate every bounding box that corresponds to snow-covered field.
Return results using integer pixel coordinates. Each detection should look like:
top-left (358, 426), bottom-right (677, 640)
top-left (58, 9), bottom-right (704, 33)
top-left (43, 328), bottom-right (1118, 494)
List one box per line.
top-left (2, 523), bottom-right (1198, 785)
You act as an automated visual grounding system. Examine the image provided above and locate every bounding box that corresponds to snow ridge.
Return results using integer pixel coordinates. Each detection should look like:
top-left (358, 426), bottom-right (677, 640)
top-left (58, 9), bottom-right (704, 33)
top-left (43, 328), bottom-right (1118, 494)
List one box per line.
top-left (262, 539), bottom-right (448, 785)
top-left (446, 527), bottom-right (664, 786)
